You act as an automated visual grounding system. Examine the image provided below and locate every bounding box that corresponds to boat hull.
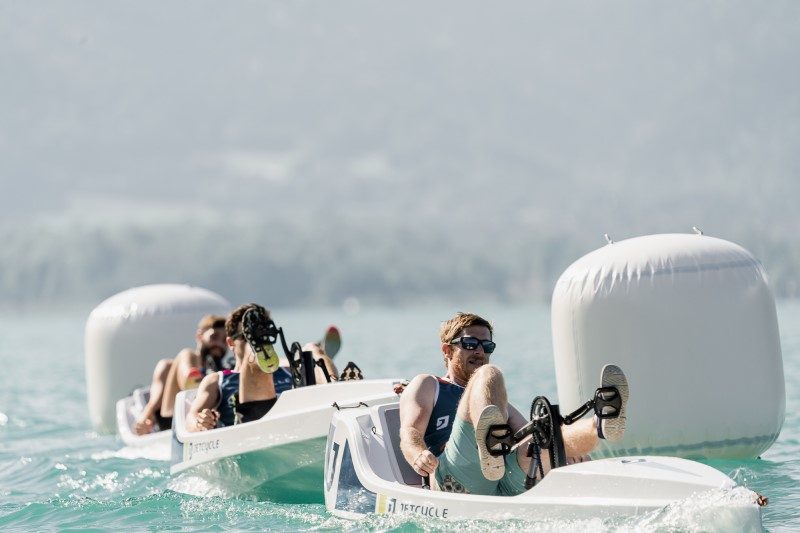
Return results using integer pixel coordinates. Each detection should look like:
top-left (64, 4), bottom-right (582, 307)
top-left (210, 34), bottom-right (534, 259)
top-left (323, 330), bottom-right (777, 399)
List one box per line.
top-left (324, 402), bottom-right (763, 528)
top-left (170, 436), bottom-right (326, 502)
top-left (170, 379), bottom-right (401, 500)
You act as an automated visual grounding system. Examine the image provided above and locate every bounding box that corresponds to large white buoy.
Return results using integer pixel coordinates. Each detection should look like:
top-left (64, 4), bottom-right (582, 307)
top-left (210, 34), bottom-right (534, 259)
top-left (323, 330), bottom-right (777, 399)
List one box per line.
top-left (85, 284), bottom-right (230, 433)
top-left (551, 233), bottom-right (785, 459)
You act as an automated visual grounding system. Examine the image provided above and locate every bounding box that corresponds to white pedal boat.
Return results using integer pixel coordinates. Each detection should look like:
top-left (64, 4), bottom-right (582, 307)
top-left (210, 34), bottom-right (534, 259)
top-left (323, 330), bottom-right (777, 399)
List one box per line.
top-left (169, 378), bottom-right (401, 502)
top-left (323, 402), bottom-right (764, 528)
top-left (116, 386), bottom-right (172, 449)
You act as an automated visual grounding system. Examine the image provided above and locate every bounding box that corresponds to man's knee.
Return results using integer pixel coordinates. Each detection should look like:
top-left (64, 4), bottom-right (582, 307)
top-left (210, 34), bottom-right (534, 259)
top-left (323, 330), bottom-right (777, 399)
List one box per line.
top-left (471, 364), bottom-right (504, 384)
top-left (460, 365), bottom-right (507, 421)
top-left (154, 358), bottom-right (173, 377)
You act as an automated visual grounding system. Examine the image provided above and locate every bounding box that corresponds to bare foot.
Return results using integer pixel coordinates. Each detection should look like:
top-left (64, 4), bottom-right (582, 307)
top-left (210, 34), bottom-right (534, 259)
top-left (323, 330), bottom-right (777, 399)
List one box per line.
top-left (302, 342), bottom-right (326, 358)
top-left (134, 417), bottom-right (154, 435)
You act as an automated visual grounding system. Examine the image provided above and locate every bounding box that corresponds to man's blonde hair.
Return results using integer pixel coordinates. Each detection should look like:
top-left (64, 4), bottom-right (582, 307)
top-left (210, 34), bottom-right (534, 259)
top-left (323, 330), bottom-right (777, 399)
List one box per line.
top-left (438, 312), bottom-right (493, 344)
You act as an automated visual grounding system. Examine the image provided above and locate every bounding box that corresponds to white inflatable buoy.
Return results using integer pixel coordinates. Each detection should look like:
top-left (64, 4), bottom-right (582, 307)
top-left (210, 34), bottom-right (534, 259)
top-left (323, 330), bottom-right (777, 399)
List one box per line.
top-left (551, 233), bottom-right (785, 459)
top-left (85, 284), bottom-right (230, 433)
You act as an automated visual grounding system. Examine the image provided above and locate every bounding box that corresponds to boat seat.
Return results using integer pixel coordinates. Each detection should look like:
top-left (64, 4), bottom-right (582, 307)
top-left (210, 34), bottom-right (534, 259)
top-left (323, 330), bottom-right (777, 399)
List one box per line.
top-left (132, 387), bottom-right (150, 413)
top-left (375, 404), bottom-right (424, 487)
top-left (172, 389), bottom-right (198, 438)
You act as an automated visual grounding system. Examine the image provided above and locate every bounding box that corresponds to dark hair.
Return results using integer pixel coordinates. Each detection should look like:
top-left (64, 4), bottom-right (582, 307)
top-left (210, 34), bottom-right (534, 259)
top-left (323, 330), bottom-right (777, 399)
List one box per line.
top-left (225, 303), bottom-right (270, 338)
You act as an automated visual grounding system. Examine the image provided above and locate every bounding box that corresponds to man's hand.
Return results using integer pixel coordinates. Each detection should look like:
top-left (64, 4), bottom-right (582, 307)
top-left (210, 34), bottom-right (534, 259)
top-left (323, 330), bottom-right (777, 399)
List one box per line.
top-left (411, 449), bottom-right (439, 476)
top-left (194, 408), bottom-right (219, 431)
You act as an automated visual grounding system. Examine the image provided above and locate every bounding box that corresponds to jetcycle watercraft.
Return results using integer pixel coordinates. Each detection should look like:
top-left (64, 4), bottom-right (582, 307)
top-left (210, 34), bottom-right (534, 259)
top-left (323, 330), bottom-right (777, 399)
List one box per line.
top-left (115, 321), bottom-right (345, 451)
top-left (169, 312), bottom-right (401, 502)
top-left (324, 385), bottom-right (765, 527)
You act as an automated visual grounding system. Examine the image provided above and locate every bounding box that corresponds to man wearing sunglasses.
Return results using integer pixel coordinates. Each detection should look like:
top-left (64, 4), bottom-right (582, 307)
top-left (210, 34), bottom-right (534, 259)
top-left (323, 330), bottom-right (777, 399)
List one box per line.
top-left (186, 303), bottom-right (338, 431)
top-left (398, 312), bottom-right (625, 496)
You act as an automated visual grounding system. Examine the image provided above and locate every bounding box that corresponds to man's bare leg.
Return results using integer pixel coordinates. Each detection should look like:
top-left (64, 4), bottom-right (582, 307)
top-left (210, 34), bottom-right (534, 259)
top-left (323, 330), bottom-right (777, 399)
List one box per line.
top-left (303, 343), bottom-right (339, 383)
top-left (454, 365), bottom-right (511, 480)
top-left (514, 417), bottom-right (599, 477)
top-left (454, 365), bottom-right (600, 479)
top-left (158, 357), bottom-right (181, 418)
top-left (134, 358), bottom-right (172, 435)
top-left (159, 349), bottom-right (204, 418)
top-left (456, 364), bottom-right (508, 423)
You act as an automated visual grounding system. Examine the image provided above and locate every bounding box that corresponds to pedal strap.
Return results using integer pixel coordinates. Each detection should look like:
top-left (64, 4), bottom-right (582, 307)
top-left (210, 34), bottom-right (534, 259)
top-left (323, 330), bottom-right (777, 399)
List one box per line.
top-left (340, 361), bottom-right (364, 381)
top-left (486, 423), bottom-right (514, 457)
top-left (594, 386), bottom-right (622, 419)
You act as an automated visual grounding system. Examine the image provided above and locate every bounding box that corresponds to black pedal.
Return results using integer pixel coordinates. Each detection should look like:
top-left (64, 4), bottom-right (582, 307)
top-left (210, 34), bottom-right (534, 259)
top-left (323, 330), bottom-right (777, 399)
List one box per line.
top-left (486, 423), bottom-right (514, 457)
top-left (340, 361), bottom-right (364, 381)
top-left (594, 386), bottom-right (622, 419)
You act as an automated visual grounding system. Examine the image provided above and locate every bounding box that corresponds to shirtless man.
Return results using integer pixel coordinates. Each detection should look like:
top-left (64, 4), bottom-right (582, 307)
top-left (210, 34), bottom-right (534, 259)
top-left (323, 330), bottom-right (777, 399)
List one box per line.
top-left (399, 312), bottom-right (628, 495)
top-left (186, 303), bottom-right (338, 431)
top-left (134, 315), bottom-right (227, 435)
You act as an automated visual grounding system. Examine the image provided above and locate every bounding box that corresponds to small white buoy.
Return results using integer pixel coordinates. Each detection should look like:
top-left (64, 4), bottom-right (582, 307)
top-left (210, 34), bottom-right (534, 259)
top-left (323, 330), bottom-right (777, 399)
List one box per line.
top-left (85, 284), bottom-right (230, 433)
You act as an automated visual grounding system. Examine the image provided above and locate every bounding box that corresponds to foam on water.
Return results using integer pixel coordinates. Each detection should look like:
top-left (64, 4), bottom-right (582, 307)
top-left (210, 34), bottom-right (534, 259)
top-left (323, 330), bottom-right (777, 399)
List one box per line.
top-left (93, 442), bottom-right (172, 462)
top-left (168, 473), bottom-right (236, 499)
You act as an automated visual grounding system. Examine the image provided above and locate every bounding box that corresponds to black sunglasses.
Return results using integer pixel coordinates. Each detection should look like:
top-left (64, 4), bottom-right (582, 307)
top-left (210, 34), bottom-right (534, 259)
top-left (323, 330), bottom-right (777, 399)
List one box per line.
top-left (449, 336), bottom-right (496, 354)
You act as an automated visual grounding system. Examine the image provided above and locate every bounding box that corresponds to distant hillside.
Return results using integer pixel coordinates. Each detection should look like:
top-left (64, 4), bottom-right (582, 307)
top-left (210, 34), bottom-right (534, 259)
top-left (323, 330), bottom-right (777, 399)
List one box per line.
top-left (1, 2), bottom-right (798, 307)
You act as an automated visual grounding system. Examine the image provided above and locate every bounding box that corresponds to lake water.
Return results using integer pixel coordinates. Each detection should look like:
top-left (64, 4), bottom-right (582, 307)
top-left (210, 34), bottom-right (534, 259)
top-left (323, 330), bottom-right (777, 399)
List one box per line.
top-left (1, 302), bottom-right (798, 532)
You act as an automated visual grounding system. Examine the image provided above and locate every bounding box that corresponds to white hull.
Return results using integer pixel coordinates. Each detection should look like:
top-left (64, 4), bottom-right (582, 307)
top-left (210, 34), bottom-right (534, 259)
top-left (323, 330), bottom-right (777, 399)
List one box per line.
top-left (169, 379), bottom-right (401, 501)
top-left (324, 402), bottom-right (763, 527)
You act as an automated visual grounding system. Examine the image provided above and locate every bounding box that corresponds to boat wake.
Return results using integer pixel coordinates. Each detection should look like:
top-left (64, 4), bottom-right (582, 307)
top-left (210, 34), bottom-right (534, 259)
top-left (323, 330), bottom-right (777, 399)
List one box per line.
top-left (92, 442), bottom-right (171, 462)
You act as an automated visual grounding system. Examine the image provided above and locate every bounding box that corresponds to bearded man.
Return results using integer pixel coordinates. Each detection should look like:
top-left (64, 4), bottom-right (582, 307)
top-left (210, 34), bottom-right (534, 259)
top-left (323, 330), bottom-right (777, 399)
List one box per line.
top-left (398, 312), bottom-right (627, 496)
top-left (134, 315), bottom-right (228, 434)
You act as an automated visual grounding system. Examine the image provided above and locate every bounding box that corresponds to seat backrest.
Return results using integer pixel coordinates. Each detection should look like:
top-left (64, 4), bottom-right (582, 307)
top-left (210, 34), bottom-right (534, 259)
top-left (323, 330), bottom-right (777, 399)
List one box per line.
top-left (132, 387), bottom-right (150, 412)
top-left (377, 405), bottom-right (424, 487)
top-left (173, 389), bottom-right (198, 437)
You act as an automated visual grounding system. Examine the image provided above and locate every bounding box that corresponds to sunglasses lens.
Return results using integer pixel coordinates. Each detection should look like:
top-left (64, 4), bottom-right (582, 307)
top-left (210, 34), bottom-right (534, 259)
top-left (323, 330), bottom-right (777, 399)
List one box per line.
top-left (482, 341), bottom-right (496, 354)
top-left (461, 338), bottom-right (480, 350)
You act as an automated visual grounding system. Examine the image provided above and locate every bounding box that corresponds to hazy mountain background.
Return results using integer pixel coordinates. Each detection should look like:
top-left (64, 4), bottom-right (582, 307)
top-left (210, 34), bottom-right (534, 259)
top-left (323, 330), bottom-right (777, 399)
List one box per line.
top-left (2, 1), bottom-right (799, 310)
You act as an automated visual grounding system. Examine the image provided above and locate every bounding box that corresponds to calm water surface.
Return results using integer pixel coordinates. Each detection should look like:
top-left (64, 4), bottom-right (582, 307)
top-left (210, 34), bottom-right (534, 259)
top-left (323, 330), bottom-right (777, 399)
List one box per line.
top-left (1, 302), bottom-right (798, 531)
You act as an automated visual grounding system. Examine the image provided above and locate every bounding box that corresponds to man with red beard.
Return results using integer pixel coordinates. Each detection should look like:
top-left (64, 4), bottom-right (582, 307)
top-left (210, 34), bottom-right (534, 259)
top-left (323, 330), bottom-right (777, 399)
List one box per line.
top-left (399, 312), bottom-right (627, 495)
top-left (134, 315), bottom-right (228, 434)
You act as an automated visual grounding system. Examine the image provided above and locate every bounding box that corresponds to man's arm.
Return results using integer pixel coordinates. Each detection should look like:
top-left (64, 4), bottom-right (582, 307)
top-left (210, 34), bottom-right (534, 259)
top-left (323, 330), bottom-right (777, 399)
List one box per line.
top-left (185, 372), bottom-right (221, 432)
top-left (399, 374), bottom-right (438, 476)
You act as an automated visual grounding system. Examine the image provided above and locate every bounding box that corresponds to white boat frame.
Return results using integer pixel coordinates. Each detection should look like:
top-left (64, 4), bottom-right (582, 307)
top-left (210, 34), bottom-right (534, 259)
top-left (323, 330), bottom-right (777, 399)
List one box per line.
top-left (324, 402), bottom-right (763, 527)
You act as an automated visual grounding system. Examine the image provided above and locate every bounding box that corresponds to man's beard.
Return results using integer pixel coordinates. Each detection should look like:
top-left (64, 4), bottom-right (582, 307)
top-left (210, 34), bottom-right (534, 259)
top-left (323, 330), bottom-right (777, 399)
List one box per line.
top-left (200, 343), bottom-right (225, 360)
top-left (451, 356), bottom-right (476, 384)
